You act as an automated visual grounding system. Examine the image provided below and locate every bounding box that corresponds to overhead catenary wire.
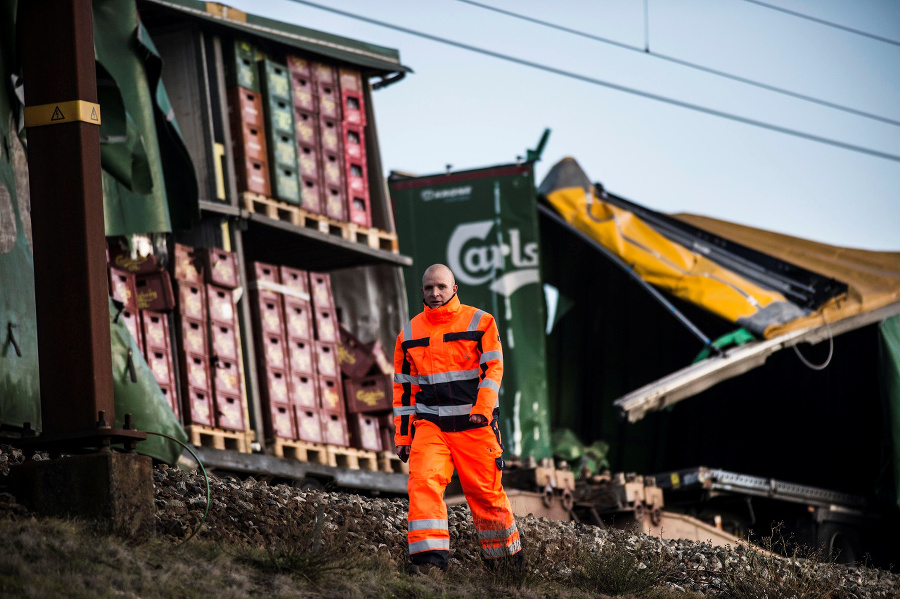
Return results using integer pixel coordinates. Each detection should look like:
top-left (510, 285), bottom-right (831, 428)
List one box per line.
top-left (740, 0), bottom-right (900, 48)
top-left (286, 0), bottom-right (900, 164)
top-left (456, 0), bottom-right (900, 128)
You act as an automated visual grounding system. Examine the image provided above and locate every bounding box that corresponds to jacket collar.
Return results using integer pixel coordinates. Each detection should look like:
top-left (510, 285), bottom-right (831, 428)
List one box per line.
top-left (423, 293), bottom-right (461, 325)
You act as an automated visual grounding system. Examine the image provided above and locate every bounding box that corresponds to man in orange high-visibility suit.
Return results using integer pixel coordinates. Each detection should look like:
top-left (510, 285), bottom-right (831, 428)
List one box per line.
top-left (393, 263), bottom-right (522, 573)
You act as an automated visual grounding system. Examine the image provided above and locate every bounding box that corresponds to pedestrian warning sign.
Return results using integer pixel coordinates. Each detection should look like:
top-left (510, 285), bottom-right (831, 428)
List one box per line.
top-left (23, 100), bottom-right (101, 128)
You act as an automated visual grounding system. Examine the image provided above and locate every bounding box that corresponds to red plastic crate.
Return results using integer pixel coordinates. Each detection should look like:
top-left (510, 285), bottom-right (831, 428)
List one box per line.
top-left (268, 401), bottom-right (297, 440)
top-left (337, 327), bottom-right (375, 379)
top-left (177, 316), bottom-right (208, 356)
top-left (120, 306), bottom-right (143, 350)
top-left (109, 267), bottom-right (138, 311)
top-left (313, 61), bottom-right (337, 84)
top-left (348, 412), bottom-right (382, 451)
top-left (295, 406), bottom-right (323, 443)
top-left (213, 358), bottom-right (242, 396)
top-left (261, 367), bottom-right (290, 405)
top-left (135, 271), bottom-right (176, 312)
top-left (176, 280), bottom-right (206, 321)
top-left (316, 81), bottom-right (341, 120)
top-left (283, 299), bottom-right (313, 341)
top-left (294, 109), bottom-right (319, 147)
top-left (172, 243), bottom-right (203, 283)
top-left (207, 284), bottom-right (237, 326)
top-left (159, 383), bottom-right (179, 419)
top-left (308, 272), bottom-right (334, 309)
top-left (200, 248), bottom-right (240, 290)
top-left (287, 54), bottom-right (313, 79)
top-left (319, 115), bottom-right (342, 154)
top-left (287, 337), bottom-right (315, 376)
top-left (297, 142), bottom-right (320, 179)
top-left (233, 121), bottom-right (267, 163)
top-left (291, 74), bottom-right (316, 113)
top-left (289, 371), bottom-right (318, 409)
top-left (343, 123), bottom-right (366, 162)
top-left (323, 183), bottom-right (347, 222)
top-left (348, 189), bottom-right (372, 228)
top-left (317, 375), bottom-right (343, 412)
top-left (236, 157), bottom-right (271, 197)
top-left (180, 352), bottom-right (212, 393)
top-left (141, 310), bottom-right (170, 352)
top-left (368, 338), bottom-right (393, 375)
top-left (377, 413), bottom-right (395, 452)
top-left (260, 333), bottom-right (288, 371)
top-left (182, 386), bottom-right (214, 427)
top-left (299, 176), bottom-right (323, 215)
top-left (338, 66), bottom-right (362, 92)
top-left (314, 341), bottom-right (340, 380)
top-left (227, 86), bottom-right (264, 127)
top-left (146, 346), bottom-right (175, 387)
top-left (343, 374), bottom-right (392, 414)
top-left (108, 245), bottom-right (159, 275)
top-left (340, 89), bottom-right (366, 126)
top-left (249, 261), bottom-right (281, 285)
top-left (251, 291), bottom-right (285, 336)
top-left (210, 322), bottom-right (238, 362)
top-left (320, 410), bottom-right (349, 446)
top-left (214, 392), bottom-right (246, 432)
top-left (279, 266), bottom-right (309, 297)
top-left (313, 306), bottom-right (338, 343)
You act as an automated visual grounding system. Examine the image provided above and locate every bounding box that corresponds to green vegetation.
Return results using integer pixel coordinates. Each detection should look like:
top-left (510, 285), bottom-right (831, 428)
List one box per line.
top-left (0, 516), bottom-right (872, 598)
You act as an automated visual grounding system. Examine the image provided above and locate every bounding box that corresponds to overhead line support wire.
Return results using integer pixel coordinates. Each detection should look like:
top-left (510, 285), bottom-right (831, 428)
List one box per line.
top-left (287, 0), bottom-right (900, 163)
top-left (456, 0), bottom-right (900, 128)
top-left (740, 0), bottom-right (900, 47)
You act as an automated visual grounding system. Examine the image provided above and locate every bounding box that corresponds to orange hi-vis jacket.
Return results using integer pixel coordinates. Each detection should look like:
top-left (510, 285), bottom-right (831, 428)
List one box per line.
top-left (393, 294), bottom-right (504, 442)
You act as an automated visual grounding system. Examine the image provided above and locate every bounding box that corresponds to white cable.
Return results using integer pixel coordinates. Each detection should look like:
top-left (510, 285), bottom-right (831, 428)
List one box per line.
top-left (791, 315), bottom-right (834, 371)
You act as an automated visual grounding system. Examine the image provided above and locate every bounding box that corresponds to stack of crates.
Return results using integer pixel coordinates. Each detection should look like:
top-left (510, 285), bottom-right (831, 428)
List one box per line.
top-left (108, 243), bottom-right (179, 416)
top-left (248, 262), bottom-right (296, 440)
top-left (309, 271), bottom-right (349, 446)
top-left (225, 39), bottom-right (271, 197)
top-left (338, 67), bottom-right (371, 227)
top-left (313, 62), bottom-right (348, 222)
top-left (200, 248), bottom-right (247, 432)
top-left (259, 59), bottom-right (301, 205)
top-left (279, 266), bottom-right (323, 444)
top-left (287, 55), bottom-right (324, 214)
top-left (338, 327), bottom-right (392, 453)
top-left (172, 243), bottom-right (215, 428)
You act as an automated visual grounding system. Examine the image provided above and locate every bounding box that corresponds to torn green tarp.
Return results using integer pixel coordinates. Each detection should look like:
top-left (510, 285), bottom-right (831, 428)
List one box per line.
top-left (94, 0), bottom-right (198, 236)
top-left (879, 315), bottom-right (900, 510)
top-left (110, 297), bottom-right (187, 465)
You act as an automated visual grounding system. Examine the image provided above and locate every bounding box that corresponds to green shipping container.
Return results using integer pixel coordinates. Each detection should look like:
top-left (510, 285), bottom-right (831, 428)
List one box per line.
top-left (390, 164), bottom-right (552, 459)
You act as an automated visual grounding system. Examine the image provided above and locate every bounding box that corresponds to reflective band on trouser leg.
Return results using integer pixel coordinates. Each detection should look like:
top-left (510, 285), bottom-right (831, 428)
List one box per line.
top-left (407, 421), bottom-right (455, 567)
top-left (448, 426), bottom-right (522, 559)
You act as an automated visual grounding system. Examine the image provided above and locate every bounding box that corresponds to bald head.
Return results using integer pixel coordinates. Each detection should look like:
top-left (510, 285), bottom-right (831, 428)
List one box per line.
top-left (421, 264), bottom-right (458, 308)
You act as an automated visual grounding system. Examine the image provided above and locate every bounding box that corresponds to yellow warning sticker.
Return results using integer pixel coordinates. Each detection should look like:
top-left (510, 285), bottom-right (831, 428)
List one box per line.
top-left (24, 100), bottom-right (101, 128)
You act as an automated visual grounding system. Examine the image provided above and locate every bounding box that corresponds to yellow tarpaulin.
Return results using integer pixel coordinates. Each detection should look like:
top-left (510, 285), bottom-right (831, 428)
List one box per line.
top-left (541, 158), bottom-right (804, 336)
top-left (673, 214), bottom-right (900, 338)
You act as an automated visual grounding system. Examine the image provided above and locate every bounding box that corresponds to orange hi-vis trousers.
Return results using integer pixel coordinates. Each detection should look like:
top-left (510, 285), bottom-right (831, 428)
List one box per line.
top-left (407, 420), bottom-right (521, 567)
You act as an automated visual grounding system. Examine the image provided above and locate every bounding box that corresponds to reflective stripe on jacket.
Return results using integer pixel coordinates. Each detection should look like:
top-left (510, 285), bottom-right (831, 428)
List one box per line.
top-left (393, 294), bottom-right (503, 445)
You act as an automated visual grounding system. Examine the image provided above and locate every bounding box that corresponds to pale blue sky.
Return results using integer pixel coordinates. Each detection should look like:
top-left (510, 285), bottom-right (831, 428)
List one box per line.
top-left (223, 0), bottom-right (899, 250)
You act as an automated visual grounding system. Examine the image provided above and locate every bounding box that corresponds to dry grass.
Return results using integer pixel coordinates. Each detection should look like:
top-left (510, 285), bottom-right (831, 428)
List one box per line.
top-left (0, 515), bottom-right (860, 599)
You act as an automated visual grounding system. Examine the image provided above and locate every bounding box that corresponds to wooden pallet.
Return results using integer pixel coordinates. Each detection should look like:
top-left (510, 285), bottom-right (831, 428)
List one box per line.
top-left (343, 223), bottom-right (399, 253)
top-left (327, 446), bottom-right (379, 471)
top-left (186, 425), bottom-right (254, 453)
top-left (377, 451), bottom-right (409, 475)
top-left (243, 192), bottom-right (399, 254)
top-left (242, 192), bottom-right (300, 225)
top-left (272, 438), bottom-right (330, 465)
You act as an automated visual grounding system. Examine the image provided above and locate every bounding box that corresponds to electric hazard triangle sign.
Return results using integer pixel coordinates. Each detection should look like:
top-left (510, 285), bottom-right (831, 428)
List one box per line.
top-left (50, 106), bottom-right (65, 121)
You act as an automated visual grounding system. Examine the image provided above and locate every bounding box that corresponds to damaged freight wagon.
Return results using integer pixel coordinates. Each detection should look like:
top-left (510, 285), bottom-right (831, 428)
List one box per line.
top-left (537, 156), bottom-right (900, 564)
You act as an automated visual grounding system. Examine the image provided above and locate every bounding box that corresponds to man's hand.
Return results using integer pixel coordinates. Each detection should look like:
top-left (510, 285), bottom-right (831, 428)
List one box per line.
top-left (469, 414), bottom-right (487, 424)
top-left (396, 445), bottom-right (411, 463)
